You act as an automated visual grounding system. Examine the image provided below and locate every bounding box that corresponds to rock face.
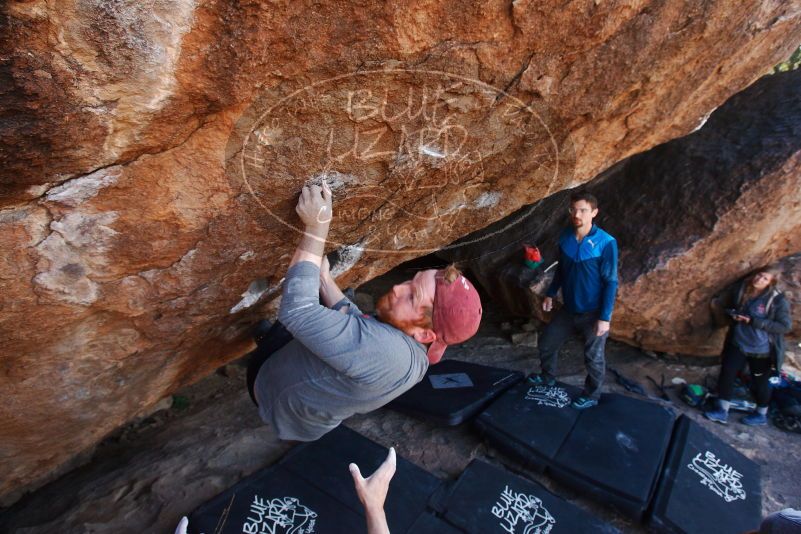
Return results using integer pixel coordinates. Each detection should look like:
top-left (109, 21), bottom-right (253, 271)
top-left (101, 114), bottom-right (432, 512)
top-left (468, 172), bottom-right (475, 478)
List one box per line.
top-left (446, 68), bottom-right (801, 356)
top-left (773, 253), bottom-right (801, 340)
top-left (2, 0), bottom-right (800, 505)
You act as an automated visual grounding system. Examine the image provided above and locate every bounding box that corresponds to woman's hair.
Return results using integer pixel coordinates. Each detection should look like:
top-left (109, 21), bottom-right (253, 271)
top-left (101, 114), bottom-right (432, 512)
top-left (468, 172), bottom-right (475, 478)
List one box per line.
top-left (740, 266), bottom-right (781, 304)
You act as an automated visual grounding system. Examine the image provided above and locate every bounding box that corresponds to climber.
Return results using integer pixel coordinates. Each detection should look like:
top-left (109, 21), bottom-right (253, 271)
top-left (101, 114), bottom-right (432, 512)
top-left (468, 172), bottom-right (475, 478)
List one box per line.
top-left (527, 191), bottom-right (619, 409)
top-left (246, 179), bottom-right (482, 441)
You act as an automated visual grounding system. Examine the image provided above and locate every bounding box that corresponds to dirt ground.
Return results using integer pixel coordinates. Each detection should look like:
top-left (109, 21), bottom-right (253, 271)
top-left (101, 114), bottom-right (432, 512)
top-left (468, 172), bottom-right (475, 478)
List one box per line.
top-left (1, 262), bottom-right (799, 533)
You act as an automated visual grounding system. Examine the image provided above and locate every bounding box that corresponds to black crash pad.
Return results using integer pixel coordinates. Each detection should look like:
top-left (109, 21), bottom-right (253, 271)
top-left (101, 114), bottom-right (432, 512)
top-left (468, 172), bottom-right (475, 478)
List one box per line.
top-left (407, 512), bottom-right (464, 534)
top-left (279, 426), bottom-right (443, 534)
top-left (475, 380), bottom-right (583, 471)
top-left (549, 393), bottom-right (675, 520)
top-left (436, 459), bottom-right (620, 533)
top-left (650, 415), bottom-right (762, 534)
top-left (188, 464), bottom-right (365, 534)
top-left (189, 426), bottom-right (443, 534)
top-left (388, 359), bottom-right (523, 425)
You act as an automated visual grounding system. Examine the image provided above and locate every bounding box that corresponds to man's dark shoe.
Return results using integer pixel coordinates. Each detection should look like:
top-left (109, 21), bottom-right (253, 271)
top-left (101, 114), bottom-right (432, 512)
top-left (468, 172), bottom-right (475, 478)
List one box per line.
top-left (527, 373), bottom-right (556, 387)
top-left (704, 408), bottom-right (729, 424)
top-left (571, 396), bottom-right (598, 410)
top-left (741, 412), bottom-right (767, 426)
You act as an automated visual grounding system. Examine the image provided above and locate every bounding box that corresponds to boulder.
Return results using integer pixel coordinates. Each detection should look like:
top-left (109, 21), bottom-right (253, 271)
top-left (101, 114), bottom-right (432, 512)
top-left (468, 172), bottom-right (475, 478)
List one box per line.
top-left (445, 69), bottom-right (801, 357)
top-left (1, 0), bottom-right (800, 505)
top-left (772, 253), bottom-right (801, 341)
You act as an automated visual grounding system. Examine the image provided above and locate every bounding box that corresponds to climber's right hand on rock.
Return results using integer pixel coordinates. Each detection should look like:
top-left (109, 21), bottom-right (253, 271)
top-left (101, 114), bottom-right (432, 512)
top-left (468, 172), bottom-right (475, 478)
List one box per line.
top-left (542, 296), bottom-right (553, 312)
top-left (296, 180), bottom-right (333, 230)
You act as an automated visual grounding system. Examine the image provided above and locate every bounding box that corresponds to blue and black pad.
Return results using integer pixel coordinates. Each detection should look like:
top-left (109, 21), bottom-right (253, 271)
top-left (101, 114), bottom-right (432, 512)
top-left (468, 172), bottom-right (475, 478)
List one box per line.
top-left (436, 459), bottom-right (621, 533)
top-left (475, 380), bottom-right (583, 472)
top-left (650, 415), bottom-right (762, 534)
top-left (388, 359), bottom-right (523, 425)
top-left (548, 393), bottom-right (675, 520)
top-left (278, 425), bottom-right (443, 534)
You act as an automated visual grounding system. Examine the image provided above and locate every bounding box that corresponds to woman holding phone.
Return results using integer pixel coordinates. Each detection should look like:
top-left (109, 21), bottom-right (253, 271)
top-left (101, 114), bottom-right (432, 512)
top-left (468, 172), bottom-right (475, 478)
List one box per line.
top-left (706, 268), bottom-right (792, 426)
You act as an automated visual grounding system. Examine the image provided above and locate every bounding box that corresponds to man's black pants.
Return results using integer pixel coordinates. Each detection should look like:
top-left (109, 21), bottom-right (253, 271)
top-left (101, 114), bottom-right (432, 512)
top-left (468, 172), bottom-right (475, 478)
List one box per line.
top-left (246, 321), bottom-right (294, 407)
top-left (537, 308), bottom-right (608, 400)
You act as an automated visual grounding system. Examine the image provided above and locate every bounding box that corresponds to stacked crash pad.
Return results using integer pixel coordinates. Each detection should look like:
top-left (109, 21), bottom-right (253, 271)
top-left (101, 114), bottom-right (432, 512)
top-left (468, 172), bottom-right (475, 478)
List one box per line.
top-left (188, 426), bottom-right (442, 534)
top-left (476, 380), bottom-right (676, 520)
top-left (388, 359), bottom-right (523, 425)
top-left (433, 459), bottom-right (621, 533)
top-left (650, 415), bottom-right (762, 534)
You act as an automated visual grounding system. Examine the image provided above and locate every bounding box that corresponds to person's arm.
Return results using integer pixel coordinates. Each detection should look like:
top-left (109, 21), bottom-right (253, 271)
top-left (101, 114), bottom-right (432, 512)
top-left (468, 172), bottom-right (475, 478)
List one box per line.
top-left (280, 256), bottom-right (404, 383)
top-left (319, 255), bottom-right (348, 309)
top-left (545, 262), bottom-right (562, 299)
top-left (290, 181), bottom-right (333, 269)
top-left (350, 448), bottom-right (396, 534)
top-left (750, 296), bottom-right (792, 334)
top-left (596, 239), bottom-right (618, 335)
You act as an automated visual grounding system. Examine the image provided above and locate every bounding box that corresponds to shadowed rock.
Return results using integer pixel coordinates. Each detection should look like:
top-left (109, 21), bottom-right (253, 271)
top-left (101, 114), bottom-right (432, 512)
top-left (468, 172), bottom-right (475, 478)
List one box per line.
top-left (445, 68), bottom-right (801, 357)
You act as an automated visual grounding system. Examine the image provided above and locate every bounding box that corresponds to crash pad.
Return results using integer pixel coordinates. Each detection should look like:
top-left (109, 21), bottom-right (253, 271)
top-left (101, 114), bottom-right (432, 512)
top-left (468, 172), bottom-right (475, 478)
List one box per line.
top-left (188, 464), bottom-right (364, 534)
top-left (189, 426), bottom-right (443, 534)
top-left (649, 415), bottom-right (762, 534)
top-left (549, 393), bottom-right (675, 520)
top-left (279, 425), bottom-right (443, 534)
top-left (474, 380), bottom-right (583, 471)
top-left (436, 459), bottom-right (621, 533)
top-left (388, 359), bottom-right (523, 425)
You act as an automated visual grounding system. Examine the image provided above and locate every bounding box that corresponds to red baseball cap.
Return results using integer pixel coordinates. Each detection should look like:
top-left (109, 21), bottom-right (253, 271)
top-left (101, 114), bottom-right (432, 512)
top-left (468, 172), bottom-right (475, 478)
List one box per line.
top-left (427, 266), bottom-right (483, 364)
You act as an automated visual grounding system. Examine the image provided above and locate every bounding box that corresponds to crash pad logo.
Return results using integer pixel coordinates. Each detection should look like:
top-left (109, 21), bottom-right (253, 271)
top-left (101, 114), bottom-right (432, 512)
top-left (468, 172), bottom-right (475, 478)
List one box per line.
top-left (242, 495), bottom-right (317, 534)
top-left (687, 451), bottom-right (747, 503)
top-left (491, 484), bottom-right (556, 534)
top-left (227, 68), bottom-right (573, 256)
top-left (525, 386), bottom-right (570, 408)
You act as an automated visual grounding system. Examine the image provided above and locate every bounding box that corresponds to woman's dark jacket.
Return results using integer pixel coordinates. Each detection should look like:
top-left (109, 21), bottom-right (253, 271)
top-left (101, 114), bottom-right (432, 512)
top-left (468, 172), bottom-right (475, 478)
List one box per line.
top-left (711, 281), bottom-right (793, 372)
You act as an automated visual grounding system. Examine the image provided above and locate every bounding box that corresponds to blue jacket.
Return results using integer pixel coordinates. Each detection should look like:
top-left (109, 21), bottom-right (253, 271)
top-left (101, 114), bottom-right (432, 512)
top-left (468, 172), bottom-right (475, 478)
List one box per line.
top-left (546, 225), bottom-right (618, 321)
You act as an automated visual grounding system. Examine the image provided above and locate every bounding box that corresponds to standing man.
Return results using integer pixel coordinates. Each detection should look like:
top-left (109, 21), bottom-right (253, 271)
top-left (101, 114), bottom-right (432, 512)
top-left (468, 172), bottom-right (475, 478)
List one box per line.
top-left (528, 191), bottom-right (618, 409)
top-left (248, 180), bottom-right (483, 441)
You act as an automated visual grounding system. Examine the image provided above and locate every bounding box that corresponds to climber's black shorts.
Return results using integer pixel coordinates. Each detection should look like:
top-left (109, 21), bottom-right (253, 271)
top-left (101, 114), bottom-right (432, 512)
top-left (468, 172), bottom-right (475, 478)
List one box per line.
top-left (246, 321), bottom-right (294, 406)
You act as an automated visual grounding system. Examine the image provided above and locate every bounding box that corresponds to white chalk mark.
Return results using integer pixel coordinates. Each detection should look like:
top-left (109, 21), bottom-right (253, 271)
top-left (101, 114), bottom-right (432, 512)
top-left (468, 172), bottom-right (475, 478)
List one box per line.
top-left (330, 242), bottom-right (364, 278)
top-left (229, 277), bottom-right (284, 314)
top-left (419, 145), bottom-right (446, 158)
top-left (45, 167), bottom-right (122, 207)
top-left (473, 191), bottom-right (502, 209)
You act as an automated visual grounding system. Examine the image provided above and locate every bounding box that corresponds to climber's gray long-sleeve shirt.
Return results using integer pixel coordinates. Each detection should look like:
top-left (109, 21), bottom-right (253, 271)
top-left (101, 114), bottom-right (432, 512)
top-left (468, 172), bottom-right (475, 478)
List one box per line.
top-left (254, 261), bottom-right (429, 441)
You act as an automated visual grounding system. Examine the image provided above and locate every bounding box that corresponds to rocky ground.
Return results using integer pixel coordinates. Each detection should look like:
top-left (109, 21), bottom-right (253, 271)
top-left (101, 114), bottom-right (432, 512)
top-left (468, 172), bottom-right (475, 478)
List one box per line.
top-left (1, 262), bottom-right (799, 534)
